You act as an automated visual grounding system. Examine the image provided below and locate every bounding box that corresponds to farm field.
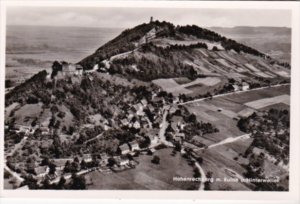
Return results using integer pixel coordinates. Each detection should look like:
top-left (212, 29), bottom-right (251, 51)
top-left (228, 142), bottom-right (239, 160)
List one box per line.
top-left (4, 177), bottom-right (15, 189)
top-left (86, 148), bottom-right (198, 190)
top-left (11, 103), bottom-right (43, 125)
top-left (197, 147), bottom-right (253, 191)
top-left (224, 137), bottom-right (254, 156)
top-left (152, 77), bottom-right (224, 97)
top-left (184, 85), bottom-right (290, 144)
top-left (259, 102), bottom-right (290, 111)
top-left (222, 85), bottom-right (290, 105)
top-left (244, 94), bottom-right (290, 109)
top-left (185, 100), bottom-right (245, 143)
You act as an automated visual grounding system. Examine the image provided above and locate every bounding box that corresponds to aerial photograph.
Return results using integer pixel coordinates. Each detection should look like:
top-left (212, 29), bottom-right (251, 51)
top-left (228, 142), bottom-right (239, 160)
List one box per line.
top-left (4, 6), bottom-right (291, 191)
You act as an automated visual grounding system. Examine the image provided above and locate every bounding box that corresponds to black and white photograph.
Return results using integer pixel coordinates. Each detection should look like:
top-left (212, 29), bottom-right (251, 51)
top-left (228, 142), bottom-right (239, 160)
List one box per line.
top-left (0, 1), bottom-right (299, 201)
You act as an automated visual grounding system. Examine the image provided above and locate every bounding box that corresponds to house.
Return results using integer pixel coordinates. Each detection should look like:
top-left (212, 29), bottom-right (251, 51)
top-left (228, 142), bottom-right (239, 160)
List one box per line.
top-left (148, 104), bottom-right (155, 112)
top-left (133, 103), bottom-right (144, 116)
top-left (40, 127), bottom-right (50, 135)
top-left (242, 82), bottom-right (250, 91)
top-left (62, 62), bottom-right (76, 75)
top-left (34, 166), bottom-right (49, 178)
top-left (174, 132), bottom-right (185, 144)
top-left (114, 155), bottom-right (130, 166)
top-left (119, 143), bottom-right (131, 155)
top-left (174, 136), bottom-right (182, 143)
top-left (133, 121), bottom-right (141, 129)
top-left (120, 155), bottom-right (130, 166)
top-left (127, 112), bottom-right (135, 120)
top-left (93, 63), bottom-right (99, 71)
top-left (75, 64), bottom-right (83, 75)
top-left (141, 99), bottom-right (148, 107)
top-left (169, 106), bottom-right (177, 114)
top-left (100, 153), bottom-right (109, 166)
top-left (233, 84), bottom-right (240, 92)
top-left (149, 148), bottom-right (156, 154)
top-left (121, 118), bottom-right (129, 126)
top-left (148, 134), bottom-right (159, 145)
top-left (175, 132), bottom-right (185, 139)
top-left (170, 122), bottom-right (178, 133)
top-left (46, 173), bottom-right (58, 181)
top-left (129, 141), bottom-right (140, 151)
top-left (12, 125), bottom-right (31, 134)
top-left (252, 147), bottom-right (265, 156)
top-left (173, 96), bottom-right (179, 104)
top-left (104, 124), bottom-right (110, 131)
top-left (82, 154), bottom-right (92, 162)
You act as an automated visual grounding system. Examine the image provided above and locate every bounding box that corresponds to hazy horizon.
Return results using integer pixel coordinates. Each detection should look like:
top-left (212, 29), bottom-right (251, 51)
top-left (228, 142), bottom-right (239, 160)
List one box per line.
top-left (7, 7), bottom-right (291, 28)
top-left (7, 24), bottom-right (292, 29)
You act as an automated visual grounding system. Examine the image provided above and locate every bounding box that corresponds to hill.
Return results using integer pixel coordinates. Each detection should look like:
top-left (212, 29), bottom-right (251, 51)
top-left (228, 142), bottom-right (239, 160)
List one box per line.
top-left (78, 21), bottom-right (290, 83)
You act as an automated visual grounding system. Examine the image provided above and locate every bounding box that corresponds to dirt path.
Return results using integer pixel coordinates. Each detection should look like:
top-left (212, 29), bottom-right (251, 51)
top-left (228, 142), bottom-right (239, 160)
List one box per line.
top-left (207, 134), bottom-right (251, 149)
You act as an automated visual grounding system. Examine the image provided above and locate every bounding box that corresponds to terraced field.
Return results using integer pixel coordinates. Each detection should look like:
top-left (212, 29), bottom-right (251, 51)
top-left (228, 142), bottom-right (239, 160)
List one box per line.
top-left (185, 85), bottom-right (290, 144)
top-left (152, 77), bottom-right (224, 97)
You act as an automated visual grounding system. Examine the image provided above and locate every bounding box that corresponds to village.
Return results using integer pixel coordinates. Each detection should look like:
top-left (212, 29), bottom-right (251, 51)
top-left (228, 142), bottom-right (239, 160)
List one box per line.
top-left (4, 64), bottom-right (201, 189)
top-left (4, 58), bottom-right (290, 190)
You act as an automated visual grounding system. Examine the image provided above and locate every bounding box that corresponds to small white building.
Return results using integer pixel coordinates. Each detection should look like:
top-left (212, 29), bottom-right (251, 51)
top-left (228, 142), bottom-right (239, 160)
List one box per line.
top-left (129, 141), bottom-right (140, 151)
top-left (149, 134), bottom-right (159, 145)
top-left (133, 121), bottom-right (141, 129)
top-left (100, 153), bottom-right (109, 166)
top-left (82, 154), bottom-right (92, 162)
top-left (233, 84), bottom-right (240, 92)
top-left (242, 82), bottom-right (250, 91)
top-left (75, 64), bottom-right (83, 75)
top-left (114, 156), bottom-right (130, 166)
top-left (141, 99), bottom-right (148, 107)
top-left (119, 144), bottom-right (131, 155)
top-left (40, 127), bottom-right (50, 135)
top-left (34, 166), bottom-right (49, 178)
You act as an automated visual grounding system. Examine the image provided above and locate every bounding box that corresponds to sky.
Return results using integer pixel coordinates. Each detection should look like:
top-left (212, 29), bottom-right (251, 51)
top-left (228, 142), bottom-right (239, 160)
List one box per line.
top-left (7, 7), bottom-right (291, 28)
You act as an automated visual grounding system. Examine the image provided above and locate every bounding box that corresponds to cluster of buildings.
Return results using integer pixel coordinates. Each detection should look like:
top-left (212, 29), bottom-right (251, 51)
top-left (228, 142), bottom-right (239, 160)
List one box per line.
top-left (53, 61), bottom-right (84, 78)
top-left (232, 82), bottom-right (250, 92)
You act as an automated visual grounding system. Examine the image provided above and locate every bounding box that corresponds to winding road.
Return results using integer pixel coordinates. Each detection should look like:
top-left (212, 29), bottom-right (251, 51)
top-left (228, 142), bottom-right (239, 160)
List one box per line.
top-left (158, 106), bottom-right (174, 147)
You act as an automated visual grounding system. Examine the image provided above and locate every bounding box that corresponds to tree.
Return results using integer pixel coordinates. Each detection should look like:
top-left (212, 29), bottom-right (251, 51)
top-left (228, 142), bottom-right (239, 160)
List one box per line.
top-left (187, 113), bottom-right (197, 123)
top-left (80, 159), bottom-right (87, 170)
top-left (70, 174), bottom-right (86, 190)
top-left (64, 161), bottom-right (71, 173)
top-left (174, 142), bottom-right (182, 152)
top-left (42, 177), bottom-right (51, 189)
top-left (48, 162), bottom-right (56, 175)
top-left (151, 155), bottom-right (160, 164)
top-left (193, 168), bottom-right (201, 178)
top-left (107, 158), bottom-right (116, 167)
top-left (41, 157), bottom-right (50, 166)
top-left (197, 157), bottom-right (203, 164)
top-left (57, 176), bottom-right (66, 189)
top-left (212, 46), bottom-right (219, 51)
top-left (139, 136), bottom-right (151, 148)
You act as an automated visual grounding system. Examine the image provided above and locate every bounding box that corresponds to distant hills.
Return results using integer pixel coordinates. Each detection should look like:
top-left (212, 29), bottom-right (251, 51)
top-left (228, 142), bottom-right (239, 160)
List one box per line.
top-left (209, 26), bottom-right (291, 63)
